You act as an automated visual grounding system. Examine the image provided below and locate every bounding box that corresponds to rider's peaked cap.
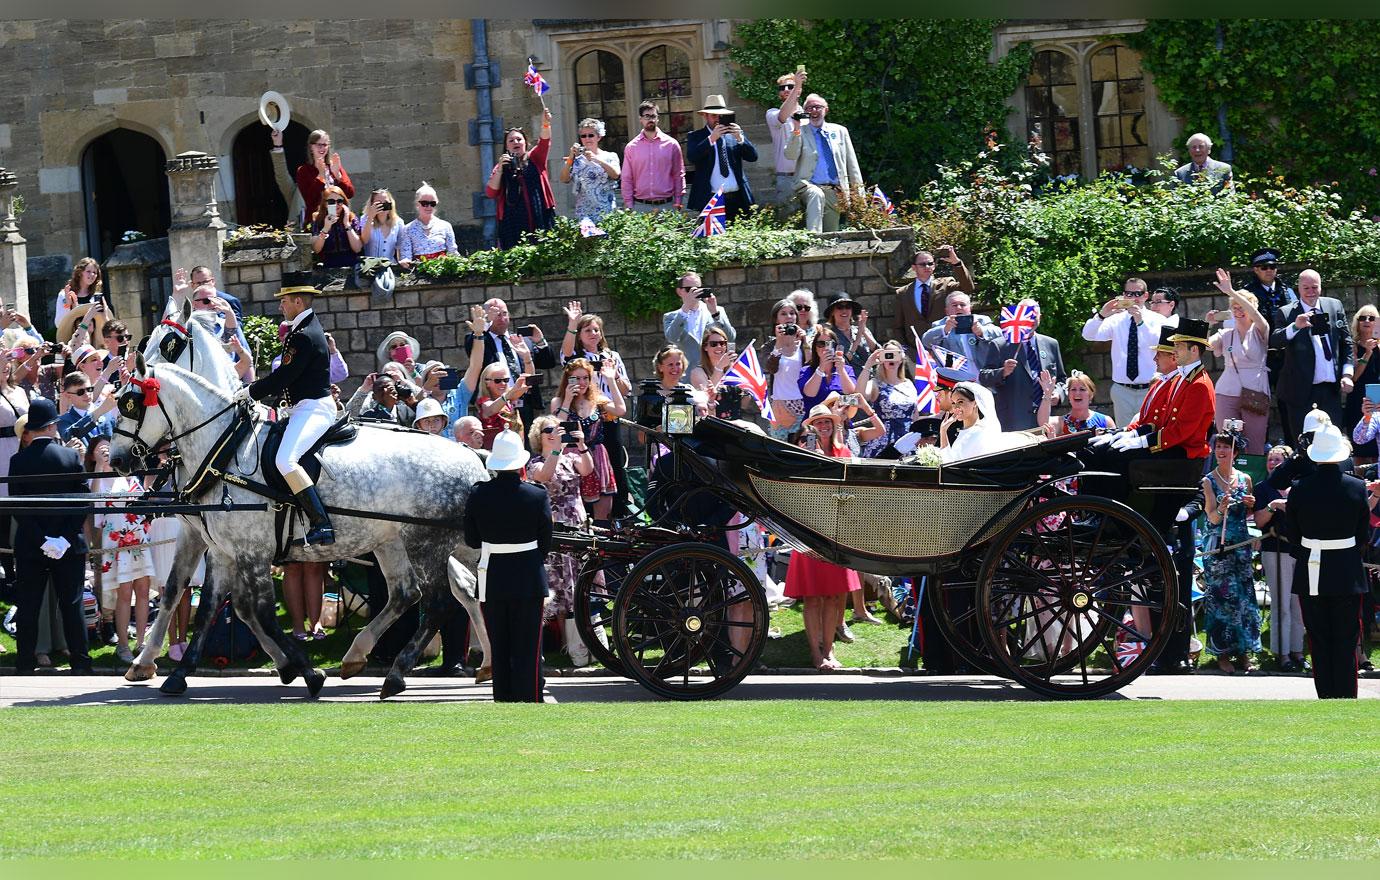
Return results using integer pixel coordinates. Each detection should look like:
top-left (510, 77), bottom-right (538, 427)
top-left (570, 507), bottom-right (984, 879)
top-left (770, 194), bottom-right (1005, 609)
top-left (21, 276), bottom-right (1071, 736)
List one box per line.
top-left (277, 270), bottom-right (320, 298)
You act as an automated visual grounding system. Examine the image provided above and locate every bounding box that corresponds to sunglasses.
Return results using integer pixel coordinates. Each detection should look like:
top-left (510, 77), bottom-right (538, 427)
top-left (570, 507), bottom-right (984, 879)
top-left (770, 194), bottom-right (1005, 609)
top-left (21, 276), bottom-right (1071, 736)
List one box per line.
top-left (1359, 316), bottom-right (1377, 322)
top-left (194, 298), bottom-right (216, 306)
top-left (105, 333), bottom-right (131, 342)
top-left (914, 260), bottom-right (935, 267)
top-left (487, 377), bottom-right (509, 384)
top-left (706, 340), bottom-right (729, 348)
top-left (1256, 263), bottom-right (1279, 270)
top-left (795, 304), bottom-right (812, 311)
top-left (778, 84), bottom-right (795, 91)
top-left (579, 133), bottom-right (599, 138)
top-left (68, 387), bottom-right (92, 396)
top-left (541, 426), bottom-right (561, 435)
top-left (324, 198), bottom-right (344, 205)
top-left (418, 200), bottom-right (437, 207)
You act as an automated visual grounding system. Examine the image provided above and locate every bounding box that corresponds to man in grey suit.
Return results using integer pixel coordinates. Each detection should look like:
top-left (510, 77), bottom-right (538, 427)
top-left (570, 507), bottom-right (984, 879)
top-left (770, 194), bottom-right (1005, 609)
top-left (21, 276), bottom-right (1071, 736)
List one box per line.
top-left (1269, 269), bottom-right (1353, 440)
top-left (662, 271), bottom-right (736, 373)
top-left (921, 290), bottom-right (998, 383)
top-left (977, 298), bottom-right (1067, 431)
top-left (783, 93), bottom-right (864, 233)
top-left (1173, 132), bottom-right (1234, 194)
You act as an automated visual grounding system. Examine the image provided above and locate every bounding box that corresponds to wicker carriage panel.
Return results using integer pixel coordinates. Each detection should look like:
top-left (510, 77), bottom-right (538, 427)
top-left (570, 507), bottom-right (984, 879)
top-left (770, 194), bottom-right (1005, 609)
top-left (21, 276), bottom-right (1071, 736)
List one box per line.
top-left (747, 471), bottom-right (1025, 560)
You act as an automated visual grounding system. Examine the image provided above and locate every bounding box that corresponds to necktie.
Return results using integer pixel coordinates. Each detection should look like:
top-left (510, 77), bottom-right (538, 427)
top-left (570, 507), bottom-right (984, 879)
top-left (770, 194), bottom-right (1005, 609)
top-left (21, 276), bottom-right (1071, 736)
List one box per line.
top-left (1126, 318), bottom-right (1140, 382)
top-left (499, 336), bottom-right (519, 379)
top-left (1025, 337), bottom-right (1044, 411)
top-left (716, 138), bottom-right (729, 177)
top-left (918, 282), bottom-right (930, 317)
top-left (814, 126), bottom-right (840, 184)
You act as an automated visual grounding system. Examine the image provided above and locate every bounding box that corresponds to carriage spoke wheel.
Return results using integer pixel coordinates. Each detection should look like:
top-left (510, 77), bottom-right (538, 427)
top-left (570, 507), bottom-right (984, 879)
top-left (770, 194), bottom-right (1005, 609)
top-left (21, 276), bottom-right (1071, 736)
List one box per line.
top-left (612, 543), bottom-right (768, 700)
top-left (977, 496), bottom-right (1177, 699)
top-left (573, 554), bottom-right (635, 677)
top-left (925, 557), bottom-right (1005, 677)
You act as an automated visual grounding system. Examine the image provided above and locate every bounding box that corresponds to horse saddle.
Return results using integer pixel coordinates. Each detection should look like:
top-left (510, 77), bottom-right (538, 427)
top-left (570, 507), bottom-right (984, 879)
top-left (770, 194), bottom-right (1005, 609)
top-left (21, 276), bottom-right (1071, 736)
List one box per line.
top-left (260, 414), bottom-right (359, 495)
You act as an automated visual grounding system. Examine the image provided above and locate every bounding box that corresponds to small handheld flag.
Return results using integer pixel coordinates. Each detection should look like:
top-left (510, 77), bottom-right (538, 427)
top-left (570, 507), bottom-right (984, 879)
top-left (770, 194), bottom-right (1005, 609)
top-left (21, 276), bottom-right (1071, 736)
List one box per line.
top-left (693, 188), bottom-right (727, 237)
top-left (930, 346), bottom-right (969, 373)
top-left (578, 217), bottom-right (605, 238)
top-left (1000, 302), bottom-right (1039, 345)
top-left (872, 185), bottom-right (895, 216)
top-left (524, 62), bottom-right (550, 97)
top-left (721, 339), bottom-right (770, 412)
top-left (910, 327), bottom-right (937, 415)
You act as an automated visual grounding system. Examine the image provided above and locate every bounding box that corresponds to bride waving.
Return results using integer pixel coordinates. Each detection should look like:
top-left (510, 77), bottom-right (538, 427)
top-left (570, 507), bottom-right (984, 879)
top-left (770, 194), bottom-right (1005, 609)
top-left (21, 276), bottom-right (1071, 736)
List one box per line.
top-left (939, 381), bottom-right (1034, 463)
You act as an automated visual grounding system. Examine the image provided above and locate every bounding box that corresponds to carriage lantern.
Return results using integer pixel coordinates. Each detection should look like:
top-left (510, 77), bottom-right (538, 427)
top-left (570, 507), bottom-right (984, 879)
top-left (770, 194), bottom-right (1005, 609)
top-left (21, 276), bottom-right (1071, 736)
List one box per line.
top-left (635, 377), bottom-right (664, 429)
top-left (663, 384), bottom-right (697, 435)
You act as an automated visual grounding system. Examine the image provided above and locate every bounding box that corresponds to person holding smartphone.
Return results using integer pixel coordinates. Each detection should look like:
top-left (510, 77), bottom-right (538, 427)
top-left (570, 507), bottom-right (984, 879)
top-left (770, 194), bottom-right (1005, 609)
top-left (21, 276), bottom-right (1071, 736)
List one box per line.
top-left (359, 188), bottom-right (403, 261)
top-left (686, 95), bottom-right (758, 225)
top-left (558, 118), bottom-right (621, 222)
top-left (309, 184), bottom-right (363, 269)
top-left (486, 108), bottom-right (556, 250)
top-left (1342, 304), bottom-right (1380, 465)
top-left (798, 326), bottom-right (857, 415)
top-left (662, 271), bottom-right (736, 373)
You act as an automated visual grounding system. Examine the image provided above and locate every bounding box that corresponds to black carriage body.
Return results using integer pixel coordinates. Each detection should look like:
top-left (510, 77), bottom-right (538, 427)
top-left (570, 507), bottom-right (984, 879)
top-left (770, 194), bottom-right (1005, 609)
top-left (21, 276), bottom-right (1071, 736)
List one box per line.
top-left (669, 418), bottom-right (1086, 577)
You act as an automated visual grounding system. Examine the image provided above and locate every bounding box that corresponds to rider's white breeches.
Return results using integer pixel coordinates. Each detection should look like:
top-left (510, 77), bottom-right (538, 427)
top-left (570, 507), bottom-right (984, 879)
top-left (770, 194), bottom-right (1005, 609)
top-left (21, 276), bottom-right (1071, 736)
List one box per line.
top-left (276, 397), bottom-right (338, 480)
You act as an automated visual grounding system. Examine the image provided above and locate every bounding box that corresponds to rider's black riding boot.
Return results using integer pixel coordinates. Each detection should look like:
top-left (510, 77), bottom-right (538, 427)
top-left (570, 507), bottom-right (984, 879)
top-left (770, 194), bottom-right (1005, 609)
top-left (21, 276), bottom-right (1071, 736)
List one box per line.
top-left (293, 485), bottom-right (336, 546)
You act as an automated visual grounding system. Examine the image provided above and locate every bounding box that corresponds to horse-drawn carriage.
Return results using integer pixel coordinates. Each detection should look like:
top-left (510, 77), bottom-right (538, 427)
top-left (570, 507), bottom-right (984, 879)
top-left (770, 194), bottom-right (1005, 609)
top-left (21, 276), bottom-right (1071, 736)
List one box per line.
top-left (559, 416), bottom-right (1186, 700)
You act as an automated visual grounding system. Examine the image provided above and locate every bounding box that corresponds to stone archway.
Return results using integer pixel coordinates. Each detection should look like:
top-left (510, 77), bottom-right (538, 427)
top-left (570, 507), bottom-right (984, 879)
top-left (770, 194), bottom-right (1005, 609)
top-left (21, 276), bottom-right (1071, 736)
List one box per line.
top-left (80, 128), bottom-right (172, 262)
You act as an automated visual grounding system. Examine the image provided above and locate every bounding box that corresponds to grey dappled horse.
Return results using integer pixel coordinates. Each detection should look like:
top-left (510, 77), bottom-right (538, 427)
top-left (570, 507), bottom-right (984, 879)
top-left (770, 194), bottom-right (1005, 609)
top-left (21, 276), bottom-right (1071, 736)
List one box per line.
top-left (110, 336), bottom-right (487, 699)
top-left (123, 314), bottom-right (489, 694)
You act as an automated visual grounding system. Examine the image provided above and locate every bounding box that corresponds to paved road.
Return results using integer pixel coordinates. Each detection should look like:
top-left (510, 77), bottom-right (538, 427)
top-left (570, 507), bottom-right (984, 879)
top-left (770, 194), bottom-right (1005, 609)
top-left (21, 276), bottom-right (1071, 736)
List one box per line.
top-left (4, 670), bottom-right (1377, 706)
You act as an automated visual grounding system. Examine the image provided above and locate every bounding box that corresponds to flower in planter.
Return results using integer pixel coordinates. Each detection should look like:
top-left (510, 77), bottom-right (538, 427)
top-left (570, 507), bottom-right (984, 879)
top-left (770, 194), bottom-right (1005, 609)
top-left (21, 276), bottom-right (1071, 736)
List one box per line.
top-left (120, 230), bottom-right (148, 243)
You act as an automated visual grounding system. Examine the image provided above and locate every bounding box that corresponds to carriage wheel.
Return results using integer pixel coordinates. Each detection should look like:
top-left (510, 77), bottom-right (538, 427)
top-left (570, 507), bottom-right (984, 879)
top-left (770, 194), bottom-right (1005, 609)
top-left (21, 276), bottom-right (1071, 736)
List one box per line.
top-left (612, 543), bottom-right (768, 700)
top-left (573, 556), bottom-right (631, 677)
top-left (924, 558), bottom-right (1005, 677)
top-left (976, 496), bottom-right (1177, 699)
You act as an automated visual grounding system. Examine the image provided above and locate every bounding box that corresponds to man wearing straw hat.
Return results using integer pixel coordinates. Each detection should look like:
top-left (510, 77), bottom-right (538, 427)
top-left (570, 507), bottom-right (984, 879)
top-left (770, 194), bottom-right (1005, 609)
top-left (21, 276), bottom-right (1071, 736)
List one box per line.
top-left (233, 271), bottom-right (336, 546)
top-left (686, 94), bottom-right (758, 225)
top-left (1280, 424), bottom-right (1371, 698)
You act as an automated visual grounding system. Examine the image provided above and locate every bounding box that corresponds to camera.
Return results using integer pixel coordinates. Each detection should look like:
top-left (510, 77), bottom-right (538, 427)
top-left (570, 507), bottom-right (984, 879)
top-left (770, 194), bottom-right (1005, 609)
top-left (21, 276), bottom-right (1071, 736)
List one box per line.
top-left (1309, 311), bottom-right (1330, 335)
top-left (791, 110), bottom-right (809, 121)
top-left (778, 323), bottom-right (799, 336)
top-left (881, 350), bottom-right (899, 362)
top-left (560, 418), bottom-right (581, 446)
top-left (44, 342), bottom-right (62, 354)
top-left (516, 325), bottom-right (536, 337)
top-left (694, 287), bottom-right (715, 301)
top-left (395, 381), bottom-right (418, 401)
top-left (1222, 418), bottom-right (1244, 434)
top-left (840, 393), bottom-right (861, 407)
top-left (953, 314), bottom-right (974, 334)
top-left (719, 111), bottom-right (736, 126)
top-left (378, 201), bottom-right (391, 212)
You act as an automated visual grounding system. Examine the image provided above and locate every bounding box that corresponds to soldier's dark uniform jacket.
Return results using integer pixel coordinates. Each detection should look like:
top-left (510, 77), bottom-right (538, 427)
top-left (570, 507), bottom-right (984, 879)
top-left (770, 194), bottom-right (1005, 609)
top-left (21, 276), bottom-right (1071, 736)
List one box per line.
top-left (248, 309), bottom-right (331, 406)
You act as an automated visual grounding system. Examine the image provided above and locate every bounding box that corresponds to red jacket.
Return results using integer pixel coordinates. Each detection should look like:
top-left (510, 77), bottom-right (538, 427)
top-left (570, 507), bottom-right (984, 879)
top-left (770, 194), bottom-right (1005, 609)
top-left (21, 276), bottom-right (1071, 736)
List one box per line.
top-left (295, 162), bottom-right (355, 217)
top-left (1126, 372), bottom-right (1179, 432)
top-left (485, 137), bottom-right (555, 220)
top-left (1147, 365), bottom-right (1215, 459)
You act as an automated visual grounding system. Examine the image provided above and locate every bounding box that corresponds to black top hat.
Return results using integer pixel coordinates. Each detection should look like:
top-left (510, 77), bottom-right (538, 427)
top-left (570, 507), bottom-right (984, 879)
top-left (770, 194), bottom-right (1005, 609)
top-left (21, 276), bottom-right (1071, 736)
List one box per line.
top-left (823, 290), bottom-right (859, 320)
top-left (1250, 248), bottom-right (1281, 266)
top-left (277, 270), bottom-right (321, 298)
top-left (1152, 324), bottom-right (1178, 354)
top-left (1168, 317), bottom-right (1210, 347)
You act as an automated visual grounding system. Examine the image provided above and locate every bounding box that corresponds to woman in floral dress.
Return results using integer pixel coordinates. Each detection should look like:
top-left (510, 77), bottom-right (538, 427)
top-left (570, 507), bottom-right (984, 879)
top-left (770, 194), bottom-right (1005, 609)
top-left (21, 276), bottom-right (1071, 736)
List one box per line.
top-left (527, 415), bottom-right (594, 664)
top-left (550, 357), bottom-right (626, 522)
top-left (559, 117), bottom-right (621, 222)
top-left (1200, 432), bottom-right (1262, 673)
top-left (858, 341), bottom-right (921, 457)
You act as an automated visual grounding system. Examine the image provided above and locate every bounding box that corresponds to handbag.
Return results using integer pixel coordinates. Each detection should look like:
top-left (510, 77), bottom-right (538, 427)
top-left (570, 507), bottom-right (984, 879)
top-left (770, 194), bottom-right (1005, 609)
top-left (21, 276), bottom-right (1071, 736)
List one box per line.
top-left (1226, 328), bottom-right (1270, 415)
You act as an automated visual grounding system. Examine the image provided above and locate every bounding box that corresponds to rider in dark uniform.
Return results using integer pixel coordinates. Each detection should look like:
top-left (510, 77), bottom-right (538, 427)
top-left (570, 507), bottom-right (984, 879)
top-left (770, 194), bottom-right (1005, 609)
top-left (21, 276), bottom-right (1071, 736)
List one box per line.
top-left (1282, 424), bottom-right (1371, 698)
top-left (234, 271), bottom-right (335, 545)
top-left (463, 429), bottom-right (553, 702)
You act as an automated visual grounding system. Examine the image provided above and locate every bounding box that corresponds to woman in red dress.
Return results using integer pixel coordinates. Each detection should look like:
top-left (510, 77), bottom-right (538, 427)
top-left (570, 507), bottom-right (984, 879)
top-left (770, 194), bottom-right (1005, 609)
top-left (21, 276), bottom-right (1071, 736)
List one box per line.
top-left (785, 399), bottom-right (874, 670)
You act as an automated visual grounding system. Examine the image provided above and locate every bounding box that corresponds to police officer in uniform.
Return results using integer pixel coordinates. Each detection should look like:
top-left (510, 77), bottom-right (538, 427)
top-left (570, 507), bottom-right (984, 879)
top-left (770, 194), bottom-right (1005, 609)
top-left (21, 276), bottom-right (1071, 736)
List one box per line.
top-left (463, 429), bottom-right (553, 702)
top-left (1280, 424), bottom-right (1370, 698)
top-left (1241, 248), bottom-right (1298, 433)
top-left (10, 398), bottom-right (92, 674)
top-left (233, 271), bottom-right (336, 545)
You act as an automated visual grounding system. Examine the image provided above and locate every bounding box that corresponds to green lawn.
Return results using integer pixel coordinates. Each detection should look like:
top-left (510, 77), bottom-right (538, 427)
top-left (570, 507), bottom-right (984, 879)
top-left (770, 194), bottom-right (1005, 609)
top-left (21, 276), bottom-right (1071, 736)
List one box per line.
top-left (2, 701), bottom-right (1377, 859)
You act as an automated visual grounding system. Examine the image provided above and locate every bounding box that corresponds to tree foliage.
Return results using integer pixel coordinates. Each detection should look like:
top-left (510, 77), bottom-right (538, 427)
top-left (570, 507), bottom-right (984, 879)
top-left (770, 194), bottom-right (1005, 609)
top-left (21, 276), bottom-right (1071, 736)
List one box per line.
top-left (1126, 19), bottom-right (1380, 212)
top-left (728, 19), bottom-right (1034, 200)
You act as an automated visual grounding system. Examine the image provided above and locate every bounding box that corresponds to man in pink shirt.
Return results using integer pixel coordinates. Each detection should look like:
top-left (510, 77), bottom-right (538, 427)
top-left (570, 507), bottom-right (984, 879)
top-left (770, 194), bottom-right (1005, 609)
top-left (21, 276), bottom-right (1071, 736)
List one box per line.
top-left (622, 100), bottom-right (684, 212)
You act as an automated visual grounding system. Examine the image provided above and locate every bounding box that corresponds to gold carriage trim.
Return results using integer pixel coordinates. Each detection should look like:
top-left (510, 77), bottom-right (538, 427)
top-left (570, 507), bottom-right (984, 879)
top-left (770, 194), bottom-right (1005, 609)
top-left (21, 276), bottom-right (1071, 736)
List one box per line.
top-left (745, 468), bottom-right (1027, 561)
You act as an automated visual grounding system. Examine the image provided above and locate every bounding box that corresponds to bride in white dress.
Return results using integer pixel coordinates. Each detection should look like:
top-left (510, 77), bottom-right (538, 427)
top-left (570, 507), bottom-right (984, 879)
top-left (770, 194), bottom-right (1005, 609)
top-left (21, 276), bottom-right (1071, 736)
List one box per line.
top-left (939, 381), bottom-right (1035, 463)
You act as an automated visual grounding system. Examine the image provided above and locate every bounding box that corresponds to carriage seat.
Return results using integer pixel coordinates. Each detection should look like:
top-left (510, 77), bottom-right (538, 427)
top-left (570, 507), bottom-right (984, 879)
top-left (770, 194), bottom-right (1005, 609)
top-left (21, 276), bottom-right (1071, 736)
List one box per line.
top-left (260, 414), bottom-right (359, 495)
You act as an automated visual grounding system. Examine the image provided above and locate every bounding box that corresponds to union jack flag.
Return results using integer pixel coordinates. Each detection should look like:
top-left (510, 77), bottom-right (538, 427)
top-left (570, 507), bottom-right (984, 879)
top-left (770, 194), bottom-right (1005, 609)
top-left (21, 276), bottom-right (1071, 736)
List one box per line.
top-left (1000, 302), bottom-right (1039, 345)
top-left (524, 63), bottom-right (551, 96)
top-left (577, 217), bottom-right (605, 237)
top-left (872, 185), bottom-right (895, 215)
top-left (721, 339), bottom-right (770, 413)
top-left (693, 188), bottom-right (727, 237)
top-left (930, 346), bottom-right (968, 373)
top-left (1114, 612), bottom-right (1146, 669)
top-left (910, 328), bottom-right (937, 415)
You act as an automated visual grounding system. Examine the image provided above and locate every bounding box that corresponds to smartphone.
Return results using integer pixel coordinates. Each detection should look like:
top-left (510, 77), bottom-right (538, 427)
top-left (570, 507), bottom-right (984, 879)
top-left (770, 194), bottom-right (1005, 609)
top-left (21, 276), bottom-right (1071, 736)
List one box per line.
top-left (1309, 311), bottom-right (1329, 335)
top-left (438, 368), bottom-right (462, 390)
top-left (719, 111), bottom-right (736, 126)
top-left (881, 350), bottom-right (899, 362)
top-left (791, 110), bottom-right (809, 121)
top-left (1366, 384), bottom-right (1380, 406)
top-left (795, 63), bottom-right (807, 77)
top-left (694, 288), bottom-right (715, 301)
top-left (954, 315), bottom-right (974, 334)
top-left (841, 393), bottom-right (861, 407)
top-left (517, 325), bottom-right (536, 337)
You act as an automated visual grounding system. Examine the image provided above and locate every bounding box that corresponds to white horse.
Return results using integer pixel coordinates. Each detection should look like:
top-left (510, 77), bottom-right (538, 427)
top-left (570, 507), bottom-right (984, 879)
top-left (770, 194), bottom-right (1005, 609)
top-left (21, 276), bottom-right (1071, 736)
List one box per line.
top-left (122, 314), bottom-right (490, 694)
top-left (110, 339), bottom-right (487, 699)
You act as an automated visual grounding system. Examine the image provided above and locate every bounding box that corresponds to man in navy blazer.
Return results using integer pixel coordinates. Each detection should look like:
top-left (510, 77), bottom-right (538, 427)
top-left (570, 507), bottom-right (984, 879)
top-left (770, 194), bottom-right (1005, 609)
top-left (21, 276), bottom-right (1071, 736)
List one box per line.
top-left (686, 95), bottom-right (757, 225)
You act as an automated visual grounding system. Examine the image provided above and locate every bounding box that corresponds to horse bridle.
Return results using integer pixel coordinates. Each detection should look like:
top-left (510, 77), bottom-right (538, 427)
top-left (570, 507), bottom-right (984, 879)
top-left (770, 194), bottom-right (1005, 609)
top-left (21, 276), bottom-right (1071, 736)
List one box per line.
top-left (114, 362), bottom-right (242, 469)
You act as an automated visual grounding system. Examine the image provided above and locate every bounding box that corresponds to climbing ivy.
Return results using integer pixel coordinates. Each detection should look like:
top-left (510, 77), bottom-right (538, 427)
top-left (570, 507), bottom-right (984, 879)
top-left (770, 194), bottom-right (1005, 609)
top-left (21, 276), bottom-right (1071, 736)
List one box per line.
top-left (1125, 19), bottom-right (1380, 212)
top-left (728, 19), bottom-right (1034, 200)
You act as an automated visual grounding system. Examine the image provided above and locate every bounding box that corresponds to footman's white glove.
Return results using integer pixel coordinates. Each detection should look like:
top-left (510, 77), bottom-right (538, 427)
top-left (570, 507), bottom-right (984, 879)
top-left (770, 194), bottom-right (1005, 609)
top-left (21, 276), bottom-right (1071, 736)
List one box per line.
top-left (1089, 431), bottom-right (1122, 448)
top-left (1111, 432), bottom-right (1148, 452)
top-left (232, 386), bottom-right (253, 405)
top-left (41, 536), bottom-right (71, 559)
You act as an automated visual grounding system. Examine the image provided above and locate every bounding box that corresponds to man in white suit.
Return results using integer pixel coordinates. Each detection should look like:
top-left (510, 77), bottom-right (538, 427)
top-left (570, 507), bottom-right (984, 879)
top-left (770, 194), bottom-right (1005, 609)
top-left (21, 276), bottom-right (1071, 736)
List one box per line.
top-left (784, 93), bottom-right (864, 233)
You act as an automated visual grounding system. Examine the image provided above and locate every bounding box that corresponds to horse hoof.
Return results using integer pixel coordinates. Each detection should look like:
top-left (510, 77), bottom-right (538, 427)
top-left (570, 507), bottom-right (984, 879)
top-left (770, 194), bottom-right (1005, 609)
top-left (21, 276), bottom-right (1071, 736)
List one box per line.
top-left (305, 667), bottom-right (326, 698)
top-left (339, 658), bottom-right (365, 680)
top-left (125, 663), bottom-right (157, 682)
top-left (159, 673), bottom-right (188, 696)
top-left (278, 667), bottom-right (299, 685)
top-left (379, 674), bottom-right (407, 700)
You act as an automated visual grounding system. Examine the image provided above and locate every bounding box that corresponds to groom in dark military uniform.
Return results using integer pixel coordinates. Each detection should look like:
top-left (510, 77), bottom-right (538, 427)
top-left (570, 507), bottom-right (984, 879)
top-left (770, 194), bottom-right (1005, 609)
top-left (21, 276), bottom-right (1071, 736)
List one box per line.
top-left (1281, 424), bottom-right (1371, 698)
top-left (234, 270), bottom-right (336, 545)
top-left (464, 429), bottom-right (553, 703)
